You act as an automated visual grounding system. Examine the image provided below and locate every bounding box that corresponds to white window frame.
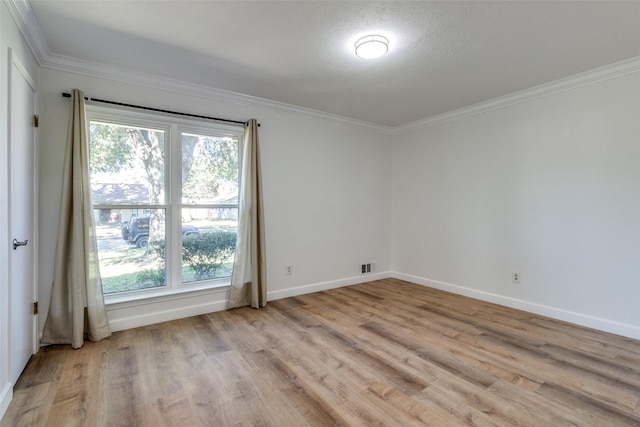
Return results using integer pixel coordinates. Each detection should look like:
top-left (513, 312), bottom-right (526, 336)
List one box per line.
top-left (86, 105), bottom-right (243, 304)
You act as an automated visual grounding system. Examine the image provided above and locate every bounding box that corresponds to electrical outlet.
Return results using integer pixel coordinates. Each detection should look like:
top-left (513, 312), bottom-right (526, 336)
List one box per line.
top-left (512, 272), bottom-right (520, 283)
top-left (286, 265), bottom-right (293, 275)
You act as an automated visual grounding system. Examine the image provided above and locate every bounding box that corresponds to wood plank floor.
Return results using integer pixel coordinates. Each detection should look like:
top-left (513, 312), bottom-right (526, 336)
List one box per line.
top-left (2, 279), bottom-right (640, 426)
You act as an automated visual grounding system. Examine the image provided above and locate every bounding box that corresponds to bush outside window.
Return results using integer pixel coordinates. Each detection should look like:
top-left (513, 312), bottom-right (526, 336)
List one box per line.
top-left (87, 107), bottom-right (241, 296)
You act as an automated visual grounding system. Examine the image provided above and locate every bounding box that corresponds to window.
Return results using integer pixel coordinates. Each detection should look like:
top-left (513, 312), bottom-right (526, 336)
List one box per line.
top-left (87, 106), bottom-right (241, 297)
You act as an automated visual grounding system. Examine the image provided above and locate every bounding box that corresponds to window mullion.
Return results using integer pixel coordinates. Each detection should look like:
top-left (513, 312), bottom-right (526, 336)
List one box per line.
top-left (87, 106), bottom-right (241, 299)
top-left (168, 124), bottom-right (182, 289)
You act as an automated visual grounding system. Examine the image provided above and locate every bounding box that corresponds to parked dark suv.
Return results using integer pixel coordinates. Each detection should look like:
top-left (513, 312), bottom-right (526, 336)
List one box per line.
top-left (121, 216), bottom-right (199, 248)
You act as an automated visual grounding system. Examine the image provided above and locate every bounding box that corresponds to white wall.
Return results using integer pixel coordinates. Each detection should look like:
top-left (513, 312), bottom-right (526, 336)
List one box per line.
top-left (392, 70), bottom-right (640, 339)
top-left (24, 16), bottom-right (640, 348)
top-left (37, 68), bottom-right (392, 334)
top-left (0, 0), bottom-right (39, 420)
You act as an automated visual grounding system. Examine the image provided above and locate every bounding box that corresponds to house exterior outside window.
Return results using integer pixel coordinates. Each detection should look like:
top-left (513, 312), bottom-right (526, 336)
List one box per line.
top-left (87, 106), bottom-right (241, 298)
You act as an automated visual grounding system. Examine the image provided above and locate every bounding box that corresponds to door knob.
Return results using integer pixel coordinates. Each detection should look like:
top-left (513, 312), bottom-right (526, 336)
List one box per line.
top-left (12, 239), bottom-right (29, 250)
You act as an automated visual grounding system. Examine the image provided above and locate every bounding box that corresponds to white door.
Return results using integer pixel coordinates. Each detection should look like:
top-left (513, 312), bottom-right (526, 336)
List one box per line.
top-left (8, 50), bottom-right (37, 384)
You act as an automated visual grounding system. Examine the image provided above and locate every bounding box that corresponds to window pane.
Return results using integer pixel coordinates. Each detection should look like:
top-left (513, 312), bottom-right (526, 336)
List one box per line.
top-left (182, 133), bottom-right (238, 205)
top-left (90, 122), bottom-right (165, 205)
top-left (87, 112), bottom-right (242, 298)
top-left (181, 208), bottom-right (237, 283)
top-left (95, 208), bottom-right (166, 294)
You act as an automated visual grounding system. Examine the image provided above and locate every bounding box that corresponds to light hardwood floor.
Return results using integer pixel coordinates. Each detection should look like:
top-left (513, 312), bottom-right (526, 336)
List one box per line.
top-left (2, 279), bottom-right (639, 426)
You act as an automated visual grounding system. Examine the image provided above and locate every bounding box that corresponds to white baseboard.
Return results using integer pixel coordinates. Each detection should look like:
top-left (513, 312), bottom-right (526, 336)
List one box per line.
top-left (0, 382), bottom-right (12, 423)
top-left (267, 271), bottom-right (392, 301)
top-left (102, 270), bottom-right (640, 341)
top-left (392, 271), bottom-right (640, 340)
top-left (104, 272), bottom-right (394, 332)
top-left (105, 271), bottom-right (394, 332)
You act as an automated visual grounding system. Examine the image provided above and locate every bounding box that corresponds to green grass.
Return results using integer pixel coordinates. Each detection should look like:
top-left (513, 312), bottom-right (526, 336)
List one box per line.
top-left (102, 271), bottom-right (164, 294)
top-left (101, 261), bottom-right (234, 294)
top-left (98, 224), bottom-right (236, 295)
top-left (99, 248), bottom-right (147, 265)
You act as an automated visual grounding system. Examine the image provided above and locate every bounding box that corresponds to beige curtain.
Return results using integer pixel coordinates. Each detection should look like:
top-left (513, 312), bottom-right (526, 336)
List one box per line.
top-left (42, 89), bottom-right (111, 349)
top-left (229, 119), bottom-right (266, 309)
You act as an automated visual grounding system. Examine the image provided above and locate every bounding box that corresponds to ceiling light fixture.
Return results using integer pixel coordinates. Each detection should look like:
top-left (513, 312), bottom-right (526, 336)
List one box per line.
top-left (355, 35), bottom-right (389, 59)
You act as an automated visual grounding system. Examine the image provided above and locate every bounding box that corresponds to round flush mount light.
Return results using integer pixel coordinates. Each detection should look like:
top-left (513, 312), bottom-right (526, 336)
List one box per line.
top-left (355, 35), bottom-right (389, 59)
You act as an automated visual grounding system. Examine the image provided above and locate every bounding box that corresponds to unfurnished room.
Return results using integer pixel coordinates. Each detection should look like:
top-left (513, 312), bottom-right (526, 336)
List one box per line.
top-left (1, 1), bottom-right (639, 425)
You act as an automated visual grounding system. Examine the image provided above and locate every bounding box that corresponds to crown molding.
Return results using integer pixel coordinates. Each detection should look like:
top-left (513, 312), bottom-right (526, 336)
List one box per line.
top-left (4, 0), bottom-right (49, 65)
top-left (6, 0), bottom-right (392, 134)
top-left (393, 56), bottom-right (640, 135)
top-left (43, 52), bottom-right (395, 134)
top-left (43, 50), bottom-right (640, 137)
top-left (7, 0), bottom-right (639, 136)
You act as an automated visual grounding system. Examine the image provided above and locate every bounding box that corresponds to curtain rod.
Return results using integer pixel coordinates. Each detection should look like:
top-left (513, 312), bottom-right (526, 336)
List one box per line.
top-left (61, 92), bottom-right (257, 126)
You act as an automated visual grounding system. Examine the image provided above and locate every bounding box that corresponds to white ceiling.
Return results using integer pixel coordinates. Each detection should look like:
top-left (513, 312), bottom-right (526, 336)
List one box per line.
top-left (24, 1), bottom-right (640, 127)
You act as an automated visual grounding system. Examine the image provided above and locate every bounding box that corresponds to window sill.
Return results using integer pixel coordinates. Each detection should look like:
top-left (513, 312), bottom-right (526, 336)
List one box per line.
top-left (104, 280), bottom-right (231, 308)
top-left (104, 281), bottom-right (231, 332)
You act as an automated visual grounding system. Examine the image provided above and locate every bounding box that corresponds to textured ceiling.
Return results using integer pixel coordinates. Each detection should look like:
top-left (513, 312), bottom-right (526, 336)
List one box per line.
top-left (26, 1), bottom-right (640, 127)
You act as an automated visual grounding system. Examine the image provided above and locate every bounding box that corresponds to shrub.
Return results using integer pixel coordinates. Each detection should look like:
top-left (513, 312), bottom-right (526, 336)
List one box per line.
top-left (147, 231), bottom-right (236, 282)
top-left (182, 231), bottom-right (236, 281)
top-left (136, 268), bottom-right (165, 288)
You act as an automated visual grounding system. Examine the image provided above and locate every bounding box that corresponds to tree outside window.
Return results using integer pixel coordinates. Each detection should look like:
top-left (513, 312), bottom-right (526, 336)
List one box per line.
top-left (88, 109), bottom-right (240, 296)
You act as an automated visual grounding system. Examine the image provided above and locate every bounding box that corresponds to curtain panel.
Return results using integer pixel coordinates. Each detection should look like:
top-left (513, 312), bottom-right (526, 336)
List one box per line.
top-left (42, 89), bottom-right (111, 349)
top-left (229, 119), bottom-right (266, 309)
